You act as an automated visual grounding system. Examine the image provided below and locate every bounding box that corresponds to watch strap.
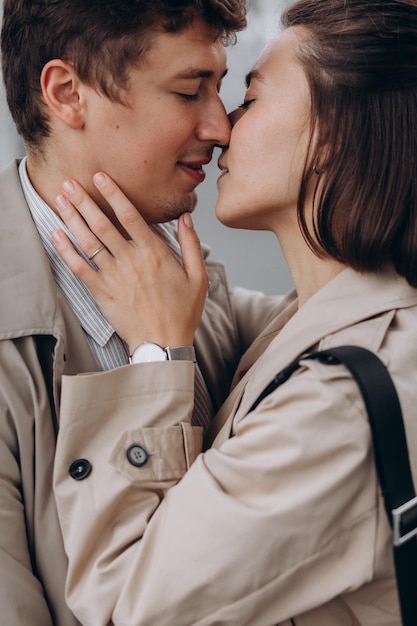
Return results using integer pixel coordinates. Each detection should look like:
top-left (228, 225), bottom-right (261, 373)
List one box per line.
top-left (165, 346), bottom-right (196, 362)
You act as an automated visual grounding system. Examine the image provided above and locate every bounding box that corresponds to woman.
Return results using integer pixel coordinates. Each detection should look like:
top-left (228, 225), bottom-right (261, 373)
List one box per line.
top-left (52, 1), bottom-right (417, 624)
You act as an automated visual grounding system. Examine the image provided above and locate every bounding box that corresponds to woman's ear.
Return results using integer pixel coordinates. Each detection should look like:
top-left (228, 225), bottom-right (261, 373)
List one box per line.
top-left (40, 60), bottom-right (85, 130)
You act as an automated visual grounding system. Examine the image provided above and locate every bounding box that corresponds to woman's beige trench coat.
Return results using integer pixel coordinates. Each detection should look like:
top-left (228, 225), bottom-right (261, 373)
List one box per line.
top-left (54, 266), bottom-right (417, 625)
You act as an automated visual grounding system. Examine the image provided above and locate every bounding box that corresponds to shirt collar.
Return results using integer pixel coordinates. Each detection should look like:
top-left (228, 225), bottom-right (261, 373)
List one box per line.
top-left (18, 158), bottom-right (114, 347)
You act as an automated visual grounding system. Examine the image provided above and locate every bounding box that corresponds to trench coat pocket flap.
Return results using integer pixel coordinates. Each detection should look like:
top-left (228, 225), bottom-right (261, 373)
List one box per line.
top-left (108, 423), bottom-right (203, 483)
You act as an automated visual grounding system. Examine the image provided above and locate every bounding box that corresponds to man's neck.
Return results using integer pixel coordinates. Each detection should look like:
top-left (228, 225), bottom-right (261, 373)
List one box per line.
top-left (26, 153), bottom-right (67, 215)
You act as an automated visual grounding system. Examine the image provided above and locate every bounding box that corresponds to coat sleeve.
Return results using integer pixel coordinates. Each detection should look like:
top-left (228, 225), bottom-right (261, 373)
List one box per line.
top-left (53, 357), bottom-right (386, 626)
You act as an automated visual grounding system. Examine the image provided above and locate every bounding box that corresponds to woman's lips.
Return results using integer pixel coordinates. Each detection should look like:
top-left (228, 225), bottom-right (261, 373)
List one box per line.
top-left (217, 161), bottom-right (229, 183)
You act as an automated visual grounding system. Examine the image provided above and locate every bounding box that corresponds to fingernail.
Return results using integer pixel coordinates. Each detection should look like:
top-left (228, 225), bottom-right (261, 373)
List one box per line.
top-left (51, 230), bottom-right (62, 243)
top-left (55, 195), bottom-right (68, 211)
top-left (93, 172), bottom-right (107, 187)
top-left (183, 212), bottom-right (193, 228)
top-left (63, 179), bottom-right (75, 194)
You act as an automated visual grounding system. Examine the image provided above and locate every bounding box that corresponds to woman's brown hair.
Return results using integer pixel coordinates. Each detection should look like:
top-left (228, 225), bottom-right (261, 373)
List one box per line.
top-left (283, 0), bottom-right (417, 286)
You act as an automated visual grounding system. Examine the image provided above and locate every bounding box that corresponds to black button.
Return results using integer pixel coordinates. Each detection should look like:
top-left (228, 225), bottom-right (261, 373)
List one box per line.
top-left (69, 459), bottom-right (92, 481)
top-left (127, 444), bottom-right (148, 467)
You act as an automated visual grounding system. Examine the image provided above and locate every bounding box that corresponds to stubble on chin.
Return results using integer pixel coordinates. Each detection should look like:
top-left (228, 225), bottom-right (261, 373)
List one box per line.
top-left (153, 191), bottom-right (198, 224)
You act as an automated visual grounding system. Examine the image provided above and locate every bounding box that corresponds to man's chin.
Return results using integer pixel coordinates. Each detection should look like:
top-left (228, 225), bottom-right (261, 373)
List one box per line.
top-left (152, 191), bottom-right (197, 224)
top-left (181, 189), bottom-right (197, 214)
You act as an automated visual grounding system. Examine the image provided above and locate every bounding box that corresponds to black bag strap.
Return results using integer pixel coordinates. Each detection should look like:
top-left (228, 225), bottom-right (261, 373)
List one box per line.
top-left (247, 345), bottom-right (417, 625)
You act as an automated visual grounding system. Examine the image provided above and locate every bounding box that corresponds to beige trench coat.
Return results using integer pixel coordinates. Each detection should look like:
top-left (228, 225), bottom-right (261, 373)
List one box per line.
top-left (0, 160), bottom-right (279, 626)
top-left (54, 266), bottom-right (417, 626)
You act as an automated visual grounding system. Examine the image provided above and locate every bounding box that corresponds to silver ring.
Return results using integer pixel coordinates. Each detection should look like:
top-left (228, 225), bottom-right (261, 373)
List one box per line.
top-left (88, 244), bottom-right (106, 261)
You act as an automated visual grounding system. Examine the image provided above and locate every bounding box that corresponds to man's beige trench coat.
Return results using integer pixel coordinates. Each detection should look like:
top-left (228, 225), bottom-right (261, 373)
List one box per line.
top-left (54, 266), bottom-right (417, 625)
top-left (0, 160), bottom-right (279, 626)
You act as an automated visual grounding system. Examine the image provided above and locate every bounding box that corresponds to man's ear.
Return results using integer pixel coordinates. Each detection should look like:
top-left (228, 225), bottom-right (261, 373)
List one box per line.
top-left (40, 60), bottom-right (86, 129)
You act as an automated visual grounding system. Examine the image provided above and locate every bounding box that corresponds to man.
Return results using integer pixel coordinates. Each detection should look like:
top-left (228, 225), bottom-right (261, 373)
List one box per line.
top-left (0, 1), bottom-right (281, 624)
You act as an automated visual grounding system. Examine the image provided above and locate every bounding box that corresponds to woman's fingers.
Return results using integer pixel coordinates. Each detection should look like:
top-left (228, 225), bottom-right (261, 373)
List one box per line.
top-left (178, 213), bottom-right (209, 297)
top-left (57, 173), bottom-right (163, 260)
top-left (58, 177), bottom-right (129, 257)
top-left (92, 172), bottom-right (154, 244)
top-left (51, 229), bottom-right (102, 286)
top-left (54, 193), bottom-right (112, 267)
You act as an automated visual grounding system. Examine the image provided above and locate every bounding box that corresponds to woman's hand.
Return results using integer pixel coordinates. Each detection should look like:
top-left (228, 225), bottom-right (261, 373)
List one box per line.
top-left (52, 173), bottom-right (209, 354)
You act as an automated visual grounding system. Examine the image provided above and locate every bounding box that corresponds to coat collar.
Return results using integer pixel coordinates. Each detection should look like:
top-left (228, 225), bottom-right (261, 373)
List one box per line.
top-left (0, 160), bottom-right (60, 338)
top-left (206, 266), bottom-right (417, 448)
top-left (243, 267), bottom-right (415, 372)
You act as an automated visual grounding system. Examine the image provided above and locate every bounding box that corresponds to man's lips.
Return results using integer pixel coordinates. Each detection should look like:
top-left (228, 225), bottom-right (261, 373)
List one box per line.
top-left (178, 159), bottom-right (211, 184)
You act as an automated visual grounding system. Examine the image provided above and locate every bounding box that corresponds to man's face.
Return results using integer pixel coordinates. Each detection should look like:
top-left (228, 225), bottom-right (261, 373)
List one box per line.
top-left (81, 18), bottom-right (231, 224)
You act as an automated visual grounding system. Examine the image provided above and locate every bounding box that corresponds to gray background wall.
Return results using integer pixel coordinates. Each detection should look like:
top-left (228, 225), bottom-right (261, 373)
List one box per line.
top-left (0, 0), bottom-right (293, 295)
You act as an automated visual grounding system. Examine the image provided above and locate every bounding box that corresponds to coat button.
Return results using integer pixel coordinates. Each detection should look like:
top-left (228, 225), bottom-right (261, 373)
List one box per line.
top-left (127, 444), bottom-right (148, 467)
top-left (69, 459), bottom-right (92, 480)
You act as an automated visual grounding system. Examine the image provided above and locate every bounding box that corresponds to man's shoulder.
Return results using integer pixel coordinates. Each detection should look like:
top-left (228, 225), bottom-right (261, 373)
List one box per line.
top-left (0, 158), bottom-right (21, 179)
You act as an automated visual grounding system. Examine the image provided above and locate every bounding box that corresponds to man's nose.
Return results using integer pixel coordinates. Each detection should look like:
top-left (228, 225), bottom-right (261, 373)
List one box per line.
top-left (196, 97), bottom-right (231, 146)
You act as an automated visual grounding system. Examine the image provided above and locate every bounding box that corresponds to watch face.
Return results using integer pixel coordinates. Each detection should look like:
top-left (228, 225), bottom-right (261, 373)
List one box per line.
top-left (135, 342), bottom-right (166, 362)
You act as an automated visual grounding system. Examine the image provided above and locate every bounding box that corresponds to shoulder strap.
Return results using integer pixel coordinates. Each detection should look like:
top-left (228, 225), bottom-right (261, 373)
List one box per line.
top-left (248, 345), bottom-right (417, 625)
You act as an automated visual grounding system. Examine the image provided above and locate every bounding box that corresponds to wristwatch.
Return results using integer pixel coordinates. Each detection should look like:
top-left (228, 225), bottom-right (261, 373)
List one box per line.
top-left (129, 342), bottom-right (196, 364)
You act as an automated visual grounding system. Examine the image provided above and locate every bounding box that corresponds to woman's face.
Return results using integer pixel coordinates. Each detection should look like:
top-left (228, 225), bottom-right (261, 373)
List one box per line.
top-left (216, 27), bottom-right (312, 232)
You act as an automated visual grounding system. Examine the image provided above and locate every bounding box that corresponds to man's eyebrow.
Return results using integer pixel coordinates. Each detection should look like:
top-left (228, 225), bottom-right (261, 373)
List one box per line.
top-left (173, 67), bottom-right (228, 80)
top-left (245, 69), bottom-right (263, 87)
